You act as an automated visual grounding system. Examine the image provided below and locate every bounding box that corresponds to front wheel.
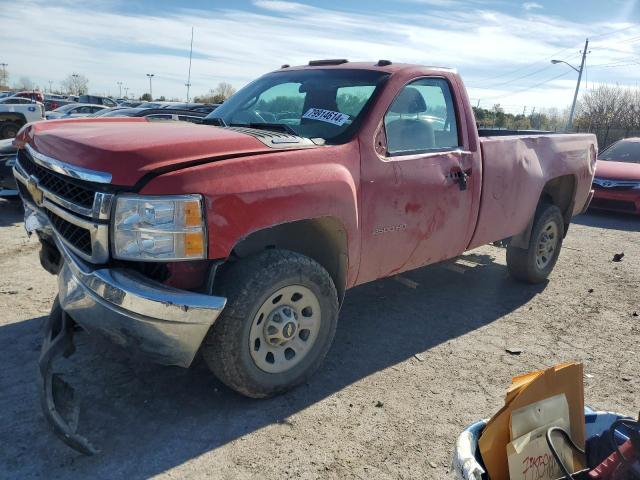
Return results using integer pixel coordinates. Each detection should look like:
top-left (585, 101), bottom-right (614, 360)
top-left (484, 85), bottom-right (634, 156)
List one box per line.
top-left (201, 249), bottom-right (339, 398)
top-left (506, 203), bottom-right (565, 284)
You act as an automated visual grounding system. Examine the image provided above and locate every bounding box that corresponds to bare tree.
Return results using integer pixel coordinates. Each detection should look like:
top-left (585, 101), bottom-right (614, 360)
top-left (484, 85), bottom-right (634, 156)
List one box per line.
top-left (61, 73), bottom-right (89, 95)
top-left (214, 82), bottom-right (236, 101)
top-left (195, 82), bottom-right (237, 104)
top-left (574, 84), bottom-right (640, 146)
top-left (14, 76), bottom-right (34, 90)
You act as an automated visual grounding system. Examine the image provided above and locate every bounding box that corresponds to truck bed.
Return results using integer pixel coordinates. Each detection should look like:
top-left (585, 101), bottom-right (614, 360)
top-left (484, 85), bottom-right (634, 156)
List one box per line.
top-left (468, 133), bottom-right (596, 249)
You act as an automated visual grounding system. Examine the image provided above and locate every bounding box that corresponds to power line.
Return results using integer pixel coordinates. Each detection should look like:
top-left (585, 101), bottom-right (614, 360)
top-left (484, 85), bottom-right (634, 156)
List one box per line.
top-left (589, 24), bottom-right (637, 39)
top-left (477, 70), bottom-right (573, 101)
top-left (591, 61), bottom-right (640, 69)
top-left (470, 45), bottom-right (580, 85)
top-left (470, 52), bottom-right (580, 90)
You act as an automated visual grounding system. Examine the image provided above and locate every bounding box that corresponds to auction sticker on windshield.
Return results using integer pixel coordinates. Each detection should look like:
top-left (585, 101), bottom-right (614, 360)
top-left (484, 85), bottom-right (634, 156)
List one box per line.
top-left (302, 108), bottom-right (350, 126)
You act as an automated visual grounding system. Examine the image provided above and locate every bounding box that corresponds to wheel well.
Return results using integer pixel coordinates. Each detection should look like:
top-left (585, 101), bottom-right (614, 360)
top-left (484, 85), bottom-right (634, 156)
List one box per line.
top-left (540, 174), bottom-right (577, 229)
top-left (510, 174), bottom-right (577, 248)
top-left (0, 113), bottom-right (27, 126)
top-left (230, 217), bottom-right (349, 303)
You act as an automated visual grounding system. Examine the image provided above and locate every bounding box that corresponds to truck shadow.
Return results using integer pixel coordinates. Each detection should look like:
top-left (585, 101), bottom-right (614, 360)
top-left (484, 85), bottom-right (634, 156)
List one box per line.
top-left (0, 252), bottom-right (546, 479)
top-left (573, 210), bottom-right (640, 232)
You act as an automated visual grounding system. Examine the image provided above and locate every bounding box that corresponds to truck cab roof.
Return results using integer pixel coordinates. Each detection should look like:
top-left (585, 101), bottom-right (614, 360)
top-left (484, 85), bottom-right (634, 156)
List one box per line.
top-left (278, 60), bottom-right (457, 75)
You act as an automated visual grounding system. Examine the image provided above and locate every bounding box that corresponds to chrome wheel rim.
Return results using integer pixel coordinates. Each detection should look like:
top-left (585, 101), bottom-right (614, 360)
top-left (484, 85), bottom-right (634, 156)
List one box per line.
top-left (249, 285), bottom-right (321, 374)
top-left (535, 221), bottom-right (559, 270)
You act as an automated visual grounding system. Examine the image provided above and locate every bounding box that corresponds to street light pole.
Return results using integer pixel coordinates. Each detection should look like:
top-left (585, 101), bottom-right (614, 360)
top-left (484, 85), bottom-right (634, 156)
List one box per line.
top-left (71, 73), bottom-right (80, 95)
top-left (551, 38), bottom-right (589, 131)
top-left (146, 73), bottom-right (154, 100)
top-left (117, 81), bottom-right (123, 98)
top-left (0, 63), bottom-right (7, 87)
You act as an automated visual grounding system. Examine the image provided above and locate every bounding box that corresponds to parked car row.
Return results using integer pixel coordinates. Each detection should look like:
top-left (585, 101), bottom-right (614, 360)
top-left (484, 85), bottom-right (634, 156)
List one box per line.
top-left (0, 103), bottom-right (219, 197)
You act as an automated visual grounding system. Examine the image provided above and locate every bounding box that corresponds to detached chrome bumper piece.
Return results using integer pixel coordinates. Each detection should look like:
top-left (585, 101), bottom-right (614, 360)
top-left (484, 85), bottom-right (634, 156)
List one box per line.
top-left (57, 239), bottom-right (226, 367)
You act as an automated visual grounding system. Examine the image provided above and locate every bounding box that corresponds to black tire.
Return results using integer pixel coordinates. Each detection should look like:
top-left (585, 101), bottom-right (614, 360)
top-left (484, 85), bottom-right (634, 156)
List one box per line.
top-left (1, 122), bottom-right (20, 139)
top-left (202, 249), bottom-right (339, 398)
top-left (507, 203), bottom-right (565, 284)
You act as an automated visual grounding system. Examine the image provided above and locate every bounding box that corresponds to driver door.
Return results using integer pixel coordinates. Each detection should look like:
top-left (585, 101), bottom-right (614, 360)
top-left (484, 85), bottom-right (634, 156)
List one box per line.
top-left (357, 77), bottom-right (481, 283)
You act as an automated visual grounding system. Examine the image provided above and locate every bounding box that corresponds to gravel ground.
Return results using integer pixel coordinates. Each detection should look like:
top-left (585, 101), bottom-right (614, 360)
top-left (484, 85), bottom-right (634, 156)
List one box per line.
top-left (0, 197), bottom-right (638, 480)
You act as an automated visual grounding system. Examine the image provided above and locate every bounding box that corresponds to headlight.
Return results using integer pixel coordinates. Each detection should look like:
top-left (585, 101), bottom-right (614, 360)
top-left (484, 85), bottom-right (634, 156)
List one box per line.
top-left (112, 194), bottom-right (206, 261)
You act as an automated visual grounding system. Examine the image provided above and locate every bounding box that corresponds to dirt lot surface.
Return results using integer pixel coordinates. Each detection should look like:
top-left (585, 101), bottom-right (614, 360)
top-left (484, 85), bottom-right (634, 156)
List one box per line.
top-left (0, 197), bottom-right (638, 480)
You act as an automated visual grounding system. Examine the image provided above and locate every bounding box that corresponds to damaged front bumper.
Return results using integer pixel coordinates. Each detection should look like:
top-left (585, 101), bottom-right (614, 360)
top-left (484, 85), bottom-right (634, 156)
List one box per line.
top-left (56, 238), bottom-right (226, 368)
top-left (28, 207), bottom-right (227, 454)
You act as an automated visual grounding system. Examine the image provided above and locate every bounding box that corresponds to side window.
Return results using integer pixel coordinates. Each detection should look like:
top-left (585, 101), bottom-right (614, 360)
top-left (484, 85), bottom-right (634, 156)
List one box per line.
top-left (384, 78), bottom-right (460, 155)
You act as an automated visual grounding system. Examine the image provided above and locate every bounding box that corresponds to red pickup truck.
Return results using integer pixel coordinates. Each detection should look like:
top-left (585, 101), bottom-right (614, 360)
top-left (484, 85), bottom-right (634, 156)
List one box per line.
top-left (13, 60), bottom-right (596, 453)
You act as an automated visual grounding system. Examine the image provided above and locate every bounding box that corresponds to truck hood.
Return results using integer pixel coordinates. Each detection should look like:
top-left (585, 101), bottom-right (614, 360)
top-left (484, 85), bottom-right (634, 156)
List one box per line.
top-left (595, 160), bottom-right (640, 181)
top-left (22, 118), bottom-right (273, 186)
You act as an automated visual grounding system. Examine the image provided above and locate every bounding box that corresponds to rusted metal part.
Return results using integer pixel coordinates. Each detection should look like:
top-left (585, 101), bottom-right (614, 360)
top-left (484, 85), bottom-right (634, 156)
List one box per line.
top-left (38, 298), bottom-right (99, 455)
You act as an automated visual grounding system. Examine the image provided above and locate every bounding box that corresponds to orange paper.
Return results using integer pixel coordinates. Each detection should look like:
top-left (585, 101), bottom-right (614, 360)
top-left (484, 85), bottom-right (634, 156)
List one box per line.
top-left (478, 363), bottom-right (585, 480)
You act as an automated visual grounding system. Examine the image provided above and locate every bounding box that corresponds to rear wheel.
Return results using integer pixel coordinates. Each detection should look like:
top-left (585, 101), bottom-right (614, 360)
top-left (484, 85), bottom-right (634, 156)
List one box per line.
top-left (507, 203), bottom-right (564, 284)
top-left (202, 249), bottom-right (339, 398)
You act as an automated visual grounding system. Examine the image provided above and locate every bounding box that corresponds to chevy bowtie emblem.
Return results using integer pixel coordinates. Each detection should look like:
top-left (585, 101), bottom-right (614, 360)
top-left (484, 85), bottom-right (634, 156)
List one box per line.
top-left (26, 176), bottom-right (44, 207)
top-left (601, 180), bottom-right (613, 187)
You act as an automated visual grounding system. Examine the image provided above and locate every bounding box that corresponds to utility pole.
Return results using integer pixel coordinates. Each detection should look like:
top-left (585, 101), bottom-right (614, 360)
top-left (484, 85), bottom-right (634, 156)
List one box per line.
top-left (124, 86), bottom-right (129, 98)
top-left (567, 38), bottom-right (589, 131)
top-left (186, 26), bottom-right (194, 105)
top-left (522, 106), bottom-right (527, 116)
top-left (48, 80), bottom-right (53, 93)
top-left (117, 81), bottom-right (123, 98)
top-left (146, 73), bottom-right (154, 100)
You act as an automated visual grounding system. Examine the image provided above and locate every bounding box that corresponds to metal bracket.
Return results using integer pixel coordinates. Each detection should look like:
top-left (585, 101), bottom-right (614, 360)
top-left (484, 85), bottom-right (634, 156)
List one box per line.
top-left (38, 298), bottom-right (99, 455)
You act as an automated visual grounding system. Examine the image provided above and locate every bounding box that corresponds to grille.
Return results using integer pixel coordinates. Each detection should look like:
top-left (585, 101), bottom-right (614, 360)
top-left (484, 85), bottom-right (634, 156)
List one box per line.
top-left (18, 149), bottom-right (96, 209)
top-left (45, 210), bottom-right (93, 255)
top-left (17, 181), bottom-right (33, 204)
top-left (590, 198), bottom-right (637, 212)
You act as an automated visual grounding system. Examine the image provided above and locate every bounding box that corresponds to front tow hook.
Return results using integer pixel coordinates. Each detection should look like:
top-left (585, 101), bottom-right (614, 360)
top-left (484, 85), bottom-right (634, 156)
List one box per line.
top-left (38, 297), bottom-right (99, 455)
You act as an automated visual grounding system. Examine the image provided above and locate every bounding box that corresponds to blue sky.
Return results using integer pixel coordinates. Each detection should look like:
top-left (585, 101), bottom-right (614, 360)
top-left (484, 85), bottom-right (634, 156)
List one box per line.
top-left (2, 0), bottom-right (639, 112)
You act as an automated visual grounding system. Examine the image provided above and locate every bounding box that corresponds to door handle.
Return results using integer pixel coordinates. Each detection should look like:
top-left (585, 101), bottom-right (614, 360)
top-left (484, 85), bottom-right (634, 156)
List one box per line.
top-left (449, 168), bottom-right (472, 191)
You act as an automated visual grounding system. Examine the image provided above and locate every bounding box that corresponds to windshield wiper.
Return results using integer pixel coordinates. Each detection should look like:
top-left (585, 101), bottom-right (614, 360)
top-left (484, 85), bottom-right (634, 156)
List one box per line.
top-left (230, 122), bottom-right (299, 136)
top-left (203, 117), bottom-right (227, 126)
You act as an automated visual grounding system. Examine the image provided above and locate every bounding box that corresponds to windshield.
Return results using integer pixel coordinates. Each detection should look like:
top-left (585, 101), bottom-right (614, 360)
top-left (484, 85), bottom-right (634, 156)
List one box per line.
top-left (599, 139), bottom-right (640, 163)
top-left (205, 69), bottom-right (389, 143)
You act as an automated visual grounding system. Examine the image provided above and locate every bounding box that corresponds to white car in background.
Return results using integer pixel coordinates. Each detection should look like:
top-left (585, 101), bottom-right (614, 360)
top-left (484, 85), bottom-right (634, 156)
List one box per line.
top-left (45, 103), bottom-right (108, 120)
top-left (0, 98), bottom-right (45, 138)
